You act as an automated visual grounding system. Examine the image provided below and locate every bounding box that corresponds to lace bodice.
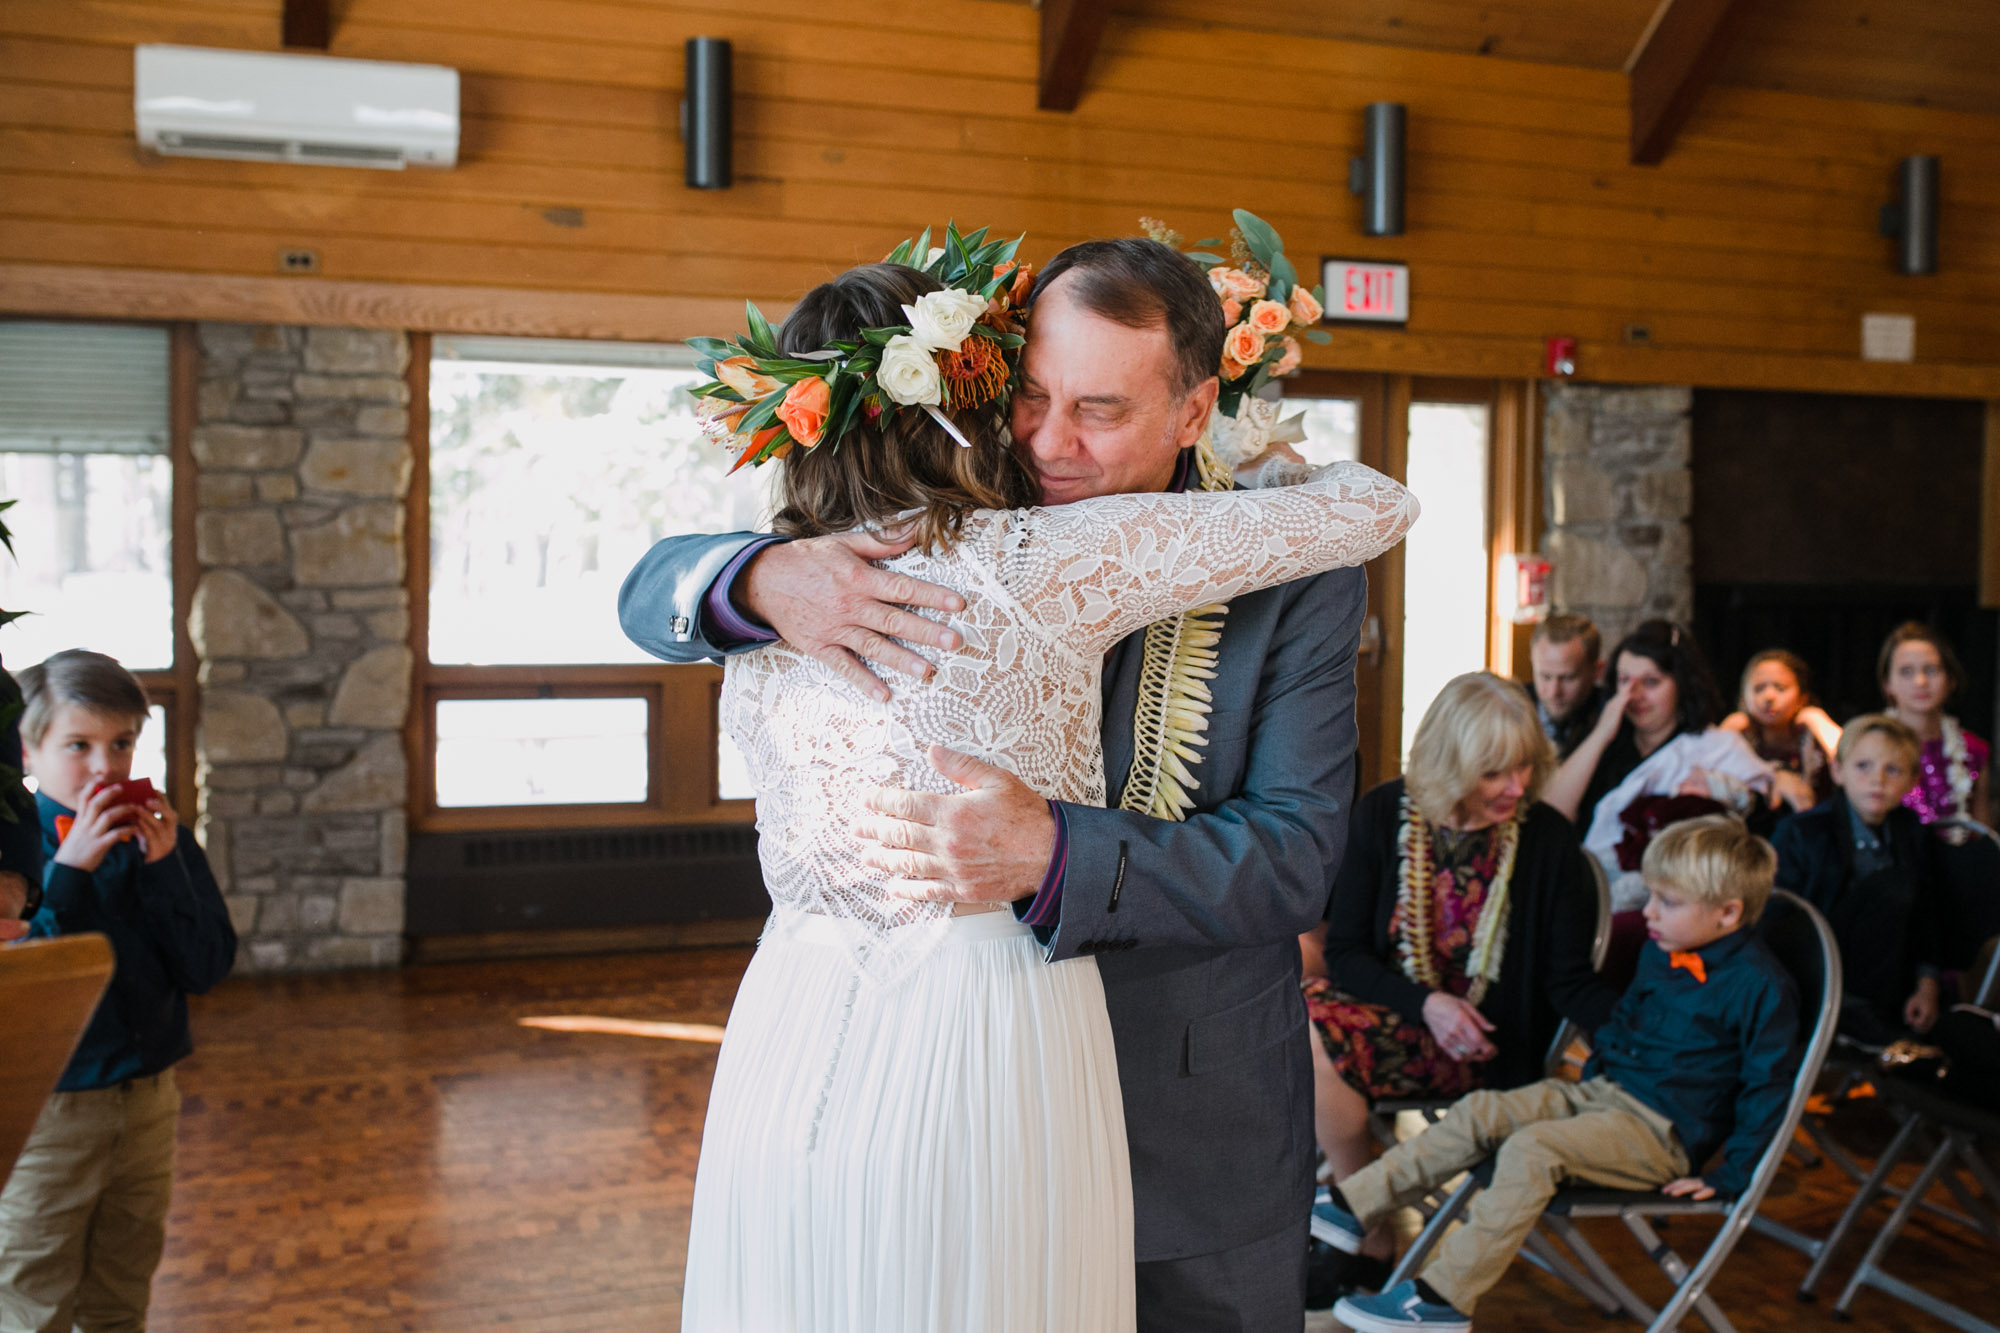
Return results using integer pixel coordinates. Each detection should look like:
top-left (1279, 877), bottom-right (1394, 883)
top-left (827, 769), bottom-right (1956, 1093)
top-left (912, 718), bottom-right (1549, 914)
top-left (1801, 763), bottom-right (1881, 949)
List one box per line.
top-left (721, 460), bottom-right (1418, 983)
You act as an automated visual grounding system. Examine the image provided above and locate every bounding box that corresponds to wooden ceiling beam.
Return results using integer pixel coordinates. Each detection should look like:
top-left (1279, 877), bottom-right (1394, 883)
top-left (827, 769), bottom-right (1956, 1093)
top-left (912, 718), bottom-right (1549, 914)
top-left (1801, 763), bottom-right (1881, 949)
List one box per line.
top-left (282, 0), bottom-right (331, 50)
top-left (1625, 0), bottom-right (1751, 165)
top-left (1038, 0), bottom-right (1112, 113)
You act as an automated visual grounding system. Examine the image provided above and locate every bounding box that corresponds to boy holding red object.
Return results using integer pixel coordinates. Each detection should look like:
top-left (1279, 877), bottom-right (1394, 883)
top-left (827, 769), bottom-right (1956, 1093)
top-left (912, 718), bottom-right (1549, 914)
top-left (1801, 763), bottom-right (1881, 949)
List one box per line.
top-left (0, 649), bottom-right (235, 1332)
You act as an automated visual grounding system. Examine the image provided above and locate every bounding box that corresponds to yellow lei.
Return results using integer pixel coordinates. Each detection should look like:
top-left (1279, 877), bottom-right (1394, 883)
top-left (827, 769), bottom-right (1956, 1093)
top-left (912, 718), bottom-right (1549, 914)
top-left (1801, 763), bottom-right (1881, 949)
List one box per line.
top-left (1395, 795), bottom-right (1522, 1007)
top-left (1119, 433), bottom-right (1236, 822)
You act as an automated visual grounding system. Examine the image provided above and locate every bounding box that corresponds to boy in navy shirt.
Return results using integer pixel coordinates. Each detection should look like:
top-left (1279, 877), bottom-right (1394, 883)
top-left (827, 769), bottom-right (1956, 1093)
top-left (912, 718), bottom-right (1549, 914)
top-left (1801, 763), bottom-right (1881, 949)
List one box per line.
top-left (1319, 815), bottom-right (1800, 1332)
top-left (1771, 713), bottom-right (1941, 1047)
top-left (0, 650), bottom-right (235, 1332)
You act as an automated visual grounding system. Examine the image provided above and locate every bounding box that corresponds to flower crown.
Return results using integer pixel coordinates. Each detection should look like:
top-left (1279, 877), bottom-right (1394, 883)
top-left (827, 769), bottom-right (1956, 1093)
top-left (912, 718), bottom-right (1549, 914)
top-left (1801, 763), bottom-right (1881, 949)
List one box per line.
top-left (689, 223), bottom-right (1033, 473)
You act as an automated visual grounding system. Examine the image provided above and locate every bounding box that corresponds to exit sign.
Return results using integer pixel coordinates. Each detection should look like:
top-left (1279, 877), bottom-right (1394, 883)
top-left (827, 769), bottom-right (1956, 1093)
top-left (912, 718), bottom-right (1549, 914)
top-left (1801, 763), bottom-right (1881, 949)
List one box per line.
top-left (1322, 259), bottom-right (1409, 324)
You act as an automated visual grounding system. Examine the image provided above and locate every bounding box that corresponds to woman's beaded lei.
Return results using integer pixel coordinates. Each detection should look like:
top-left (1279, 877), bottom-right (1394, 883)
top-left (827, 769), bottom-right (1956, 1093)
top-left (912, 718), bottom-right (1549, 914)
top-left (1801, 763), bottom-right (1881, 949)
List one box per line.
top-left (1395, 793), bottom-right (1522, 1008)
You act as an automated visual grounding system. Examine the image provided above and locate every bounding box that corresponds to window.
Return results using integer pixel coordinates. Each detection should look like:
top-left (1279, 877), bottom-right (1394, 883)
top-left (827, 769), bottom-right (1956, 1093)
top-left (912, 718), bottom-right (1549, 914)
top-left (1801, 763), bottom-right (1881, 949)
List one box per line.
top-left (0, 321), bottom-right (189, 806)
top-left (1400, 401), bottom-right (1492, 760)
top-left (415, 336), bottom-right (774, 828)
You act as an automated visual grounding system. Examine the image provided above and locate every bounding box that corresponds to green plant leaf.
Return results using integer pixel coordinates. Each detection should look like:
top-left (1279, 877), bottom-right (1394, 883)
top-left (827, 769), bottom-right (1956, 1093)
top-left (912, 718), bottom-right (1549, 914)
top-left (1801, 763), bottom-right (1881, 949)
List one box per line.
top-left (744, 301), bottom-right (782, 356)
top-left (1184, 252), bottom-right (1226, 265)
top-left (1233, 209), bottom-right (1284, 267)
top-left (1303, 328), bottom-right (1333, 345)
top-left (1193, 237), bottom-right (1222, 249)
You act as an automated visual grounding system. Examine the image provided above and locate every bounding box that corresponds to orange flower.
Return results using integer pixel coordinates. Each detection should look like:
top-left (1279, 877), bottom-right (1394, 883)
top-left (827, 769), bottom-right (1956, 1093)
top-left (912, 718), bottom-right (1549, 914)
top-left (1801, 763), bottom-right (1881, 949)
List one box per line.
top-left (775, 376), bottom-right (832, 449)
top-left (1219, 355), bottom-right (1247, 381)
top-left (724, 424), bottom-right (785, 474)
top-left (713, 356), bottom-right (781, 401)
top-left (1209, 267), bottom-right (1266, 302)
top-left (1220, 298), bottom-right (1242, 326)
top-left (1009, 262), bottom-right (1035, 306)
top-left (1246, 299), bottom-right (1290, 336)
top-left (1288, 285), bottom-right (1324, 326)
top-left (1223, 321), bottom-right (1265, 368)
top-left (1274, 336), bottom-right (1303, 375)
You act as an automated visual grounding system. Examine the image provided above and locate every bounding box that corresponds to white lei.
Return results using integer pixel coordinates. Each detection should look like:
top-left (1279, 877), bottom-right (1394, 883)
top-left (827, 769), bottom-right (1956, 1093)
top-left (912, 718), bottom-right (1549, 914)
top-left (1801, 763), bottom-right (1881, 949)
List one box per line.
top-left (1395, 794), bottom-right (1521, 1008)
top-left (1942, 714), bottom-right (1976, 818)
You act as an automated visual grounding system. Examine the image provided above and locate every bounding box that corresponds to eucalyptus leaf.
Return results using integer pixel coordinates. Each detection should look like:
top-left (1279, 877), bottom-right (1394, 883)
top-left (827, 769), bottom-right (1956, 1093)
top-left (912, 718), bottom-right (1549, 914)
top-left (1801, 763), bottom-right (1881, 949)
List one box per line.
top-left (1233, 209), bottom-right (1284, 266)
top-left (1184, 252), bottom-right (1226, 265)
top-left (1304, 328), bottom-right (1333, 345)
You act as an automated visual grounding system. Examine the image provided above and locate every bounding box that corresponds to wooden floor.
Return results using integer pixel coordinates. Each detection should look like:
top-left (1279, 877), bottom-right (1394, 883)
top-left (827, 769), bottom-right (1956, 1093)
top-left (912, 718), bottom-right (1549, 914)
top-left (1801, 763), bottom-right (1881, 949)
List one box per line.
top-left (152, 949), bottom-right (1997, 1331)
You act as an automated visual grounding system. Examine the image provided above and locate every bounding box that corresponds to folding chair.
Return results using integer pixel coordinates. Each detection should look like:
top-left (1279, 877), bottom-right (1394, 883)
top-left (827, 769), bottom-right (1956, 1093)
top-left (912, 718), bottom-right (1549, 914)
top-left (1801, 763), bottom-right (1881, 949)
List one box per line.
top-left (1, 934), bottom-right (115, 1189)
top-left (1383, 889), bottom-right (1842, 1333)
top-left (1788, 937), bottom-right (2000, 1330)
top-left (1752, 817), bottom-right (2000, 1293)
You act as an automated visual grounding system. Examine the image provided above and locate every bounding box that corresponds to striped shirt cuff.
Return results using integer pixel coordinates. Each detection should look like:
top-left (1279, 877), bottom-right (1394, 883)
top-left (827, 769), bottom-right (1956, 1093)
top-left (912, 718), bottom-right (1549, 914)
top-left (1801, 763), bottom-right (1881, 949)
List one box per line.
top-left (702, 537), bottom-right (787, 648)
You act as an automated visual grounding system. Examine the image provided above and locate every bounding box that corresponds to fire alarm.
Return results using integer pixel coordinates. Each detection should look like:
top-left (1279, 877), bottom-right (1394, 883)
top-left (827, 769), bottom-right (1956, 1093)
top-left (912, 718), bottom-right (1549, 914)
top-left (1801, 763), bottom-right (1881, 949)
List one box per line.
top-left (1544, 337), bottom-right (1577, 377)
top-left (1498, 554), bottom-right (1552, 624)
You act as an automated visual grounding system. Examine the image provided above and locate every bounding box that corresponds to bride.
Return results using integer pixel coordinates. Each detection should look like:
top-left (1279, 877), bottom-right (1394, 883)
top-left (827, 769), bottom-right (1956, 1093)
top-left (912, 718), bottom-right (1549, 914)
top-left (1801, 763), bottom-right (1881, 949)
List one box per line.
top-left (678, 233), bottom-right (1416, 1332)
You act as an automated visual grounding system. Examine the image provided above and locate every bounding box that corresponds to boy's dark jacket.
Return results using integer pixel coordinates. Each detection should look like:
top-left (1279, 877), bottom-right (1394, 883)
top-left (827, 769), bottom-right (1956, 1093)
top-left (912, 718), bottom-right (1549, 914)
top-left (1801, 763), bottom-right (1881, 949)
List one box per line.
top-left (1771, 792), bottom-right (1937, 1017)
top-left (31, 791), bottom-right (236, 1090)
top-left (1586, 925), bottom-right (1800, 1195)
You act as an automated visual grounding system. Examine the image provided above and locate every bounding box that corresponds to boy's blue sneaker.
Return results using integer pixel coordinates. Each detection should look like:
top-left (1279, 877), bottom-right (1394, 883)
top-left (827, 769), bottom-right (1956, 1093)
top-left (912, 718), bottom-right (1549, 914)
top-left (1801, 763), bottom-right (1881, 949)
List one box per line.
top-left (1334, 1280), bottom-right (1472, 1332)
top-left (1309, 1185), bottom-right (1366, 1254)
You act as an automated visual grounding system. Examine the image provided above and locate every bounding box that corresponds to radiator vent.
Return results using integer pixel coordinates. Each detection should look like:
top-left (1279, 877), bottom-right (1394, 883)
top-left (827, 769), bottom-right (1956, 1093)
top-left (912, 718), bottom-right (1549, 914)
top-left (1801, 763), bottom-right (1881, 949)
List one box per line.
top-left (407, 822), bottom-right (766, 937)
top-left (457, 825), bottom-right (759, 870)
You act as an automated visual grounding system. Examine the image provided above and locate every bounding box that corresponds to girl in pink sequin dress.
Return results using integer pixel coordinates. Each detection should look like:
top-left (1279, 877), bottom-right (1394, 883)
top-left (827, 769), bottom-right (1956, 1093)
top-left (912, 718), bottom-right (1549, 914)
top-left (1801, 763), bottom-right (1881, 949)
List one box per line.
top-left (1880, 622), bottom-right (1990, 827)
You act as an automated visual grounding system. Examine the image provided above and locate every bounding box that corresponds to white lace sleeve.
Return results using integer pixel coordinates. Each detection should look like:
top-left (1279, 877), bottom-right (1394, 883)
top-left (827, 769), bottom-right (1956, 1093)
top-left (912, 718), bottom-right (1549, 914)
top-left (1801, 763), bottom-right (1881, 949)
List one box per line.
top-left (997, 460), bottom-right (1416, 657)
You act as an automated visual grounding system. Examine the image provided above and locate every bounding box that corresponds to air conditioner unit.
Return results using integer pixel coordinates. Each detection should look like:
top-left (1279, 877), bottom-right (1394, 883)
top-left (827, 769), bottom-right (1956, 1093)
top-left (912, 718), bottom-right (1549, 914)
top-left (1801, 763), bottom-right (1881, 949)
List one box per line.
top-left (135, 45), bottom-right (458, 170)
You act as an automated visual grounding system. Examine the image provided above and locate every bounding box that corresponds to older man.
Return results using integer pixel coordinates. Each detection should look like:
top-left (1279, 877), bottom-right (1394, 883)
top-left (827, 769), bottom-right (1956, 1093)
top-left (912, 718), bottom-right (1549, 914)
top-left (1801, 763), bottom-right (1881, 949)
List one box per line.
top-left (620, 239), bottom-right (1368, 1330)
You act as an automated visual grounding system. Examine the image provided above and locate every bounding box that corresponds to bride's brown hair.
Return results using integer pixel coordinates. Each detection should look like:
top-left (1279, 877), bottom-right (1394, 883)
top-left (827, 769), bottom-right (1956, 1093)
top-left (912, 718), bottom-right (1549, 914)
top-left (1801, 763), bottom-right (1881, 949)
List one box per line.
top-left (769, 263), bottom-right (1038, 550)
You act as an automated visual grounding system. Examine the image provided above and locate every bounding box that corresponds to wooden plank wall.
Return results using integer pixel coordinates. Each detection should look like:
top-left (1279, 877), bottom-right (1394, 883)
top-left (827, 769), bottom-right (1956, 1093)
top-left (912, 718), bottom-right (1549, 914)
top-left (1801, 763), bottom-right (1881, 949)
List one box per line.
top-left (3, 0), bottom-right (2000, 395)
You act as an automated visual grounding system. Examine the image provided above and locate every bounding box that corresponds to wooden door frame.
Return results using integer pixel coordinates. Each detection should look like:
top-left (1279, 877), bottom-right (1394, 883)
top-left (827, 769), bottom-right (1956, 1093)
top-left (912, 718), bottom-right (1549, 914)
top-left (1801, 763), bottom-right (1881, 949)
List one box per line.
top-left (1285, 372), bottom-right (1541, 791)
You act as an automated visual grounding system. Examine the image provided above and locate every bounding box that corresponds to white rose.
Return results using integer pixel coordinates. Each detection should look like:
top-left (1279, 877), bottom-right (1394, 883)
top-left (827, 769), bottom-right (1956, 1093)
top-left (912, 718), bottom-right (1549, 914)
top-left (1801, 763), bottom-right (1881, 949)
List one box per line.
top-left (876, 334), bottom-right (942, 406)
top-left (902, 288), bottom-right (988, 351)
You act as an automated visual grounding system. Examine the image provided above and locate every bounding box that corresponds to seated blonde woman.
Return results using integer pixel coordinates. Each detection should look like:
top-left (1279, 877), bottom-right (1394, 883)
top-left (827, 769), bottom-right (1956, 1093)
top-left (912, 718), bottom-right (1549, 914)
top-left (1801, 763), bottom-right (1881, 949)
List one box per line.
top-left (1301, 672), bottom-right (1621, 1293)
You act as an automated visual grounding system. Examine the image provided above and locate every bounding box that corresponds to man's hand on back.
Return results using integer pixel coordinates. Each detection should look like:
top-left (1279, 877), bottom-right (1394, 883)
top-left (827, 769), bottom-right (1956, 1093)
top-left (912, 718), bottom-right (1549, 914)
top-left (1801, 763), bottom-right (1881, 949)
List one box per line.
top-left (857, 746), bottom-right (1056, 905)
top-left (741, 531), bottom-right (967, 702)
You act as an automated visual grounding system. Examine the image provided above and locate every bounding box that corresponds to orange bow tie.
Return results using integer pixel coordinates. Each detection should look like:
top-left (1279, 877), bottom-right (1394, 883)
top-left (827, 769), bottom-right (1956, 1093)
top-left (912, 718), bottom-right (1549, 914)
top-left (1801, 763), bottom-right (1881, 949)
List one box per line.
top-left (54, 815), bottom-right (74, 843)
top-left (1669, 951), bottom-right (1707, 984)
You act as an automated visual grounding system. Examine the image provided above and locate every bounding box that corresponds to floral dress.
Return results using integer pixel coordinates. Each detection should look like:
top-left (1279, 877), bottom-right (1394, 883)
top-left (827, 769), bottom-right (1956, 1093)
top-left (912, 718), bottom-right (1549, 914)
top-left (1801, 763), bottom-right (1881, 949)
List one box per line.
top-left (1305, 826), bottom-right (1499, 1102)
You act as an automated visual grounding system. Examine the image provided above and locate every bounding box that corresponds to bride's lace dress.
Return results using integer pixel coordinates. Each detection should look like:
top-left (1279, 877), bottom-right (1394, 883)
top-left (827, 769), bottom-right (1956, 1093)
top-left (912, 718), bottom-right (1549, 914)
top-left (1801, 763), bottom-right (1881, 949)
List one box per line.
top-left (722, 459), bottom-right (1419, 984)
top-left (685, 460), bottom-right (1416, 1333)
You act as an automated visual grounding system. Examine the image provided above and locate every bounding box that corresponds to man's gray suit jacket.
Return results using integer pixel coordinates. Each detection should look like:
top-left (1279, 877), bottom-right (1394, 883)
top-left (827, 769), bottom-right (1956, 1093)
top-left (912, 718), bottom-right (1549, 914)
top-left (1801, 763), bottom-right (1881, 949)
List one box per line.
top-left (618, 533), bottom-right (1364, 1264)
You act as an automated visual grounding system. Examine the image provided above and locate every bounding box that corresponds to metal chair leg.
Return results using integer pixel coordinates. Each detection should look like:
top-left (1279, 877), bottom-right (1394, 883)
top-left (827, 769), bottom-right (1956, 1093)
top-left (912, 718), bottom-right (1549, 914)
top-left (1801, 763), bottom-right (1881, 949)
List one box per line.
top-left (1623, 1213), bottom-right (1738, 1333)
top-left (1799, 1110), bottom-right (1921, 1297)
top-left (1384, 1175), bottom-right (1477, 1288)
top-left (1834, 1135), bottom-right (1958, 1319)
top-left (1541, 1215), bottom-right (1656, 1321)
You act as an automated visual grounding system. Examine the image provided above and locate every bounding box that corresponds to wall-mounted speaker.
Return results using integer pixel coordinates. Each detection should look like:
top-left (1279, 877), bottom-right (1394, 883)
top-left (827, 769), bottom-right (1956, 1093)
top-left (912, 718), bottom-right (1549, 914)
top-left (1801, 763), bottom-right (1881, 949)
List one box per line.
top-left (1348, 102), bottom-right (1405, 237)
top-left (1879, 155), bottom-right (1938, 275)
top-left (683, 37), bottom-right (732, 191)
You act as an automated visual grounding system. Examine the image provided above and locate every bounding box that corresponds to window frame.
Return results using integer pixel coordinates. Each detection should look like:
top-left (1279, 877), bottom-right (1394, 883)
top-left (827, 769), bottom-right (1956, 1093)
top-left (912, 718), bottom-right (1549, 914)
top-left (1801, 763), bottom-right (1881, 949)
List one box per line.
top-left (404, 332), bottom-right (756, 834)
top-left (0, 317), bottom-right (195, 820)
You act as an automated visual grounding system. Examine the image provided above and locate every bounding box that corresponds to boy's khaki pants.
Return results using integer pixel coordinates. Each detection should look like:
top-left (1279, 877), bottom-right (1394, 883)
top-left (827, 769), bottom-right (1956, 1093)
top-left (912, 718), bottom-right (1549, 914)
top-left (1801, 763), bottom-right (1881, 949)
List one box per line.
top-left (1343, 1076), bottom-right (1688, 1315)
top-left (0, 1070), bottom-right (179, 1333)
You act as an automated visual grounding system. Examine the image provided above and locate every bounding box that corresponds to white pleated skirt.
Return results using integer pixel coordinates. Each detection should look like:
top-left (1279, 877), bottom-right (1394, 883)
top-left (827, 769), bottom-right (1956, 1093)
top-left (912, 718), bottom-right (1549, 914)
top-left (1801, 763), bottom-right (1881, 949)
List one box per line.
top-left (681, 910), bottom-right (1135, 1333)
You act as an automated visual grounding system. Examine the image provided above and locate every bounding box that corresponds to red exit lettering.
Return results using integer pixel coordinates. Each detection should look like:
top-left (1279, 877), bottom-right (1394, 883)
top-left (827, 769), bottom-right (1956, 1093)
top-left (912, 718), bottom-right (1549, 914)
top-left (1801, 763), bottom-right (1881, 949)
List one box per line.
top-left (1342, 267), bottom-right (1395, 315)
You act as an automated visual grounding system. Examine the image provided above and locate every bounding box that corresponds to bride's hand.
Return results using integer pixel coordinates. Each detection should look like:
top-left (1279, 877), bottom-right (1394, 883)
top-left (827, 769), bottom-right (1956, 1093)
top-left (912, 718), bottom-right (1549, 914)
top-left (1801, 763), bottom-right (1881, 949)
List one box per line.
top-left (741, 530), bottom-right (967, 702)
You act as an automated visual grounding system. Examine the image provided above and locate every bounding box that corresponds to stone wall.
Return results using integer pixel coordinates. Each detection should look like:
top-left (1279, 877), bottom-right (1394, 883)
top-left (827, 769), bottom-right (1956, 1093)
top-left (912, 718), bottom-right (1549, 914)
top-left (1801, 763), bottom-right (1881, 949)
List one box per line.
top-left (1540, 384), bottom-right (1694, 650)
top-left (191, 324), bottom-right (413, 972)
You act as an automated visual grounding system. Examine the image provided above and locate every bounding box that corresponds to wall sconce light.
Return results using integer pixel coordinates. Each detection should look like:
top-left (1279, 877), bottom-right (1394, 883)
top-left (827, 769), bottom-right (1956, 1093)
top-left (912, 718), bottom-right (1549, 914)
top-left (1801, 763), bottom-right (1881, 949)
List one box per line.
top-left (1880, 155), bottom-right (1938, 275)
top-left (1348, 102), bottom-right (1405, 237)
top-left (683, 37), bottom-right (731, 190)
